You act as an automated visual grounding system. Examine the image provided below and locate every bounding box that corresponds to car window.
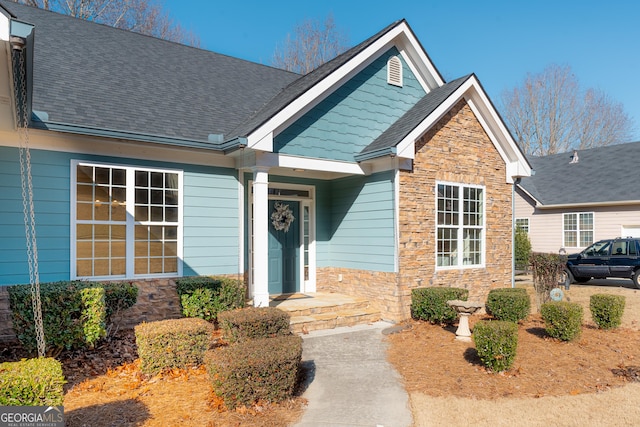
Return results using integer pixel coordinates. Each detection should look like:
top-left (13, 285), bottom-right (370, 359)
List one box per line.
top-left (584, 240), bottom-right (611, 256)
top-left (631, 240), bottom-right (639, 256)
top-left (612, 241), bottom-right (628, 255)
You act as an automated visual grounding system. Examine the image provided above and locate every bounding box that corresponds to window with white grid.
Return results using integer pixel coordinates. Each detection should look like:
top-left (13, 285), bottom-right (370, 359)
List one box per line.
top-left (563, 212), bottom-right (593, 248)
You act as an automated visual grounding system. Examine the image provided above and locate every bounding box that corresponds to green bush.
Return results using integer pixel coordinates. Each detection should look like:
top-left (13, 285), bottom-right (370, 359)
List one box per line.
top-left (175, 276), bottom-right (245, 322)
top-left (0, 358), bottom-right (65, 406)
top-left (206, 335), bottom-right (302, 409)
top-left (541, 301), bottom-right (583, 341)
top-left (473, 320), bottom-right (518, 372)
top-left (514, 225), bottom-right (531, 271)
top-left (9, 281), bottom-right (106, 355)
top-left (218, 307), bottom-right (291, 343)
top-left (485, 288), bottom-right (531, 323)
top-left (9, 281), bottom-right (138, 355)
top-left (135, 317), bottom-right (214, 375)
top-left (410, 287), bottom-right (469, 324)
top-left (590, 294), bottom-right (625, 330)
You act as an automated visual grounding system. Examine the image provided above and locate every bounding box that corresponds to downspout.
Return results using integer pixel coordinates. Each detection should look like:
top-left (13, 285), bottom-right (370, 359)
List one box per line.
top-left (512, 178), bottom-right (521, 288)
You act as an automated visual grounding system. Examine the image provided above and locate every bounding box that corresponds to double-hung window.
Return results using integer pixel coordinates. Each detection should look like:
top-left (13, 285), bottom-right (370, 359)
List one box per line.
top-left (436, 183), bottom-right (485, 268)
top-left (563, 212), bottom-right (593, 248)
top-left (72, 161), bottom-right (182, 279)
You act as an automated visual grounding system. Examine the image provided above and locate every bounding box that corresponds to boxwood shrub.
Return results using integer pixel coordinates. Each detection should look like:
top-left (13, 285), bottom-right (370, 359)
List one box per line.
top-left (8, 281), bottom-right (138, 355)
top-left (411, 287), bottom-right (469, 324)
top-left (473, 320), bottom-right (518, 372)
top-left (540, 301), bottom-right (583, 341)
top-left (0, 357), bottom-right (65, 406)
top-left (135, 317), bottom-right (214, 375)
top-left (485, 288), bottom-right (531, 323)
top-left (590, 294), bottom-right (625, 330)
top-left (218, 307), bottom-right (291, 343)
top-left (175, 276), bottom-right (245, 322)
top-left (205, 335), bottom-right (302, 409)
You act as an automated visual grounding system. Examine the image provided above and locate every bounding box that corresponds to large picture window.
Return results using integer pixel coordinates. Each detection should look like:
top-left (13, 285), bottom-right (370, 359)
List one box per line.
top-left (73, 161), bottom-right (182, 279)
top-left (563, 212), bottom-right (593, 248)
top-left (436, 183), bottom-right (484, 268)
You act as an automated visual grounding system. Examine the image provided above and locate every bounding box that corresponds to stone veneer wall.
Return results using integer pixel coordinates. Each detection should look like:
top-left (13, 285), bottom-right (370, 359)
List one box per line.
top-left (316, 267), bottom-right (402, 321)
top-left (396, 100), bottom-right (513, 319)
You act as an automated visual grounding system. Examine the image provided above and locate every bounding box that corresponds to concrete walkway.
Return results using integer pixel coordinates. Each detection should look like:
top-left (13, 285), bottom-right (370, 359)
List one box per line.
top-left (293, 322), bottom-right (413, 427)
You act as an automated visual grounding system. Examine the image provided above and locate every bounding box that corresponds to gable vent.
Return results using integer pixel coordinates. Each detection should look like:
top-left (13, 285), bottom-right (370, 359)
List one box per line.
top-left (387, 56), bottom-right (403, 87)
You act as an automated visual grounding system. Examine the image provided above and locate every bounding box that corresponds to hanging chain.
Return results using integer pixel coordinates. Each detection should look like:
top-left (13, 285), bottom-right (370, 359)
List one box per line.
top-left (15, 43), bottom-right (46, 357)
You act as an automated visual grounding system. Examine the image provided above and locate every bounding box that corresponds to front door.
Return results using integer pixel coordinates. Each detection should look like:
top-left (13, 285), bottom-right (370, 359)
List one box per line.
top-left (268, 200), bottom-right (300, 294)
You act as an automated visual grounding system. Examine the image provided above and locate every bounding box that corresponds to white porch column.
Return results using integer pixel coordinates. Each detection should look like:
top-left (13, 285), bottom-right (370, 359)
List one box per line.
top-left (252, 167), bottom-right (270, 307)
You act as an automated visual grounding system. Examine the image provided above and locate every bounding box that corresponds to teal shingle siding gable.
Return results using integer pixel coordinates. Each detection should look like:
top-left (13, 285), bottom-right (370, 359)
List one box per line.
top-left (274, 48), bottom-right (426, 161)
top-left (0, 146), bottom-right (239, 286)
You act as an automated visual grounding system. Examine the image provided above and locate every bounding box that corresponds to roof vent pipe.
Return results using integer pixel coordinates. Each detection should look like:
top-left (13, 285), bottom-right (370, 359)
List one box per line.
top-left (570, 150), bottom-right (579, 164)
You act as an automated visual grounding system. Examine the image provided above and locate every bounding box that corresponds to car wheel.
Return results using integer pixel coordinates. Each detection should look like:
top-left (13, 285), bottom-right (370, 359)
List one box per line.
top-left (633, 270), bottom-right (640, 289)
top-left (575, 277), bottom-right (590, 283)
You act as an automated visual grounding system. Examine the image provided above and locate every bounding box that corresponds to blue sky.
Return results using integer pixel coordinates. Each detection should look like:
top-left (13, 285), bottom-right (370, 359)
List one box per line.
top-left (164, 0), bottom-right (640, 141)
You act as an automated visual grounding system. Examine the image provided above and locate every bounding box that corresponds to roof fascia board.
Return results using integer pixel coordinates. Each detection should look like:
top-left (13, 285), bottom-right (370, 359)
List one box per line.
top-left (515, 184), bottom-right (542, 207)
top-left (533, 200), bottom-right (640, 210)
top-left (255, 152), bottom-right (370, 175)
top-left (394, 76), bottom-right (532, 183)
top-left (32, 119), bottom-right (226, 152)
top-left (246, 22), bottom-right (442, 150)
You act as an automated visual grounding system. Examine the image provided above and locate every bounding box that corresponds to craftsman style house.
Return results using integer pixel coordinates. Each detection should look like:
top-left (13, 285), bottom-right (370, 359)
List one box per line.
top-left (516, 142), bottom-right (640, 254)
top-left (0, 1), bottom-right (530, 322)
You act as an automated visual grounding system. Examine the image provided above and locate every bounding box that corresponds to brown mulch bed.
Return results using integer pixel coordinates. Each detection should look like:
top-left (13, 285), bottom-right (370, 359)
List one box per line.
top-left (1, 330), bottom-right (306, 427)
top-left (387, 314), bottom-right (640, 399)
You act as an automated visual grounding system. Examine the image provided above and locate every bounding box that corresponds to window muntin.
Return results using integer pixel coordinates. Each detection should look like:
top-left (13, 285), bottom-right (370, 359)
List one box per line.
top-left (73, 162), bottom-right (181, 279)
top-left (563, 212), bottom-right (594, 248)
top-left (437, 183), bottom-right (484, 268)
top-left (515, 218), bottom-right (529, 233)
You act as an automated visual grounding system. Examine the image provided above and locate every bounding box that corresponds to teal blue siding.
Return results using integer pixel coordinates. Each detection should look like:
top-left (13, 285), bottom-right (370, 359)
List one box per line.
top-left (0, 146), bottom-right (239, 285)
top-left (275, 48), bottom-right (426, 161)
top-left (325, 172), bottom-right (395, 271)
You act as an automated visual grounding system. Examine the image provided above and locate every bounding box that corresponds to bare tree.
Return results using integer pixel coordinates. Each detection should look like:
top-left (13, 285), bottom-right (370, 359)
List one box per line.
top-left (272, 14), bottom-right (349, 75)
top-left (9, 0), bottom-right (200, 46)
top-left (501, 64), bottom-right (634, 156)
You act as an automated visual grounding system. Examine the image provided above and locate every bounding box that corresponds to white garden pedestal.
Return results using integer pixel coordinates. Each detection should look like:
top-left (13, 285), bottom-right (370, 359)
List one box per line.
top-left (447, 300), bottom-right (483, 342)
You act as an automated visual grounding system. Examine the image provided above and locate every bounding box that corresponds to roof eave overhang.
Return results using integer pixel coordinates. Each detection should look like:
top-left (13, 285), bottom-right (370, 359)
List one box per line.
top-left (393, 75), bottom-right (532, 183)
top-left (533, 200), bottom-right (640, 210)
top-left (354, 146), bottom-right (396, 162)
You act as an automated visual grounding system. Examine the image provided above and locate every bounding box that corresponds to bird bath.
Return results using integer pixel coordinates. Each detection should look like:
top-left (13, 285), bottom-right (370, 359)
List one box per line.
top-left (447, 300), bottom-right (483, 342)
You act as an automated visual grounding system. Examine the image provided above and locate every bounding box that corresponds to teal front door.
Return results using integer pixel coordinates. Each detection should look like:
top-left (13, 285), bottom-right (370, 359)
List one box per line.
top-left (268, 200), bottom-right (300, 294)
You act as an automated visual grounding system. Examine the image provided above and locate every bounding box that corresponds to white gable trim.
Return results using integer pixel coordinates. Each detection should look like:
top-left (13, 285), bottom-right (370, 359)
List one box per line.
top-left (246, 21), bottom-right (444, 151)
top-left (395, 75), bottom-right (531, 183)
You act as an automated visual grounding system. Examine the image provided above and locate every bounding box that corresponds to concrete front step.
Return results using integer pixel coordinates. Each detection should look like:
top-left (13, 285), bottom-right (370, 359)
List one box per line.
top-left (290, 306), bottom-right (381, 334)
top-left (270, 293), bottom-right (371, 318)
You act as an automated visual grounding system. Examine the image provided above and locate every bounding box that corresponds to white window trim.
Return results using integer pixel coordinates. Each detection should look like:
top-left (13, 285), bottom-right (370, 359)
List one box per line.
top-left (70, 159), bottom-right (183, 280)
top-left (562, 212), bottom-right (594, 248)
top-left (435, 181), bottom-right (486, 270)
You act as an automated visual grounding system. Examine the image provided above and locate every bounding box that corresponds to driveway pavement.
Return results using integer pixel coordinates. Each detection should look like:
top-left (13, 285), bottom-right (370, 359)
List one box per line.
top-left (293, 322), bottom-right (412, 427)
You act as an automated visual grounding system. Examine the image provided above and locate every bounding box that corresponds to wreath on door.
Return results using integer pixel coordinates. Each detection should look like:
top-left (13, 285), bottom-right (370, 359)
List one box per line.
top-left (271, 202), bottom-right (295, 232)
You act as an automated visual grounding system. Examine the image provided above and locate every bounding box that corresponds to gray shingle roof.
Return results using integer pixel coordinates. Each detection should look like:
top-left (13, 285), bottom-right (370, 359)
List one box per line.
top-left (518, 141), bottom-right (640, 206)
top-left (0, 0), bottom-right (299, 144)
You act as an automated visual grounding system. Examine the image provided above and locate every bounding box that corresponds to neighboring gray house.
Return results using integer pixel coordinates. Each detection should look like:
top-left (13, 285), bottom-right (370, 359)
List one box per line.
top-left (516, 141), bottom-right (640, 254)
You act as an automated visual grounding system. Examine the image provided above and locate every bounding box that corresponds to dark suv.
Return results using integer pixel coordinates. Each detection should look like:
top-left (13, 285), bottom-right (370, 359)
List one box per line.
top-left (564, 237), bottom-right (640, 288)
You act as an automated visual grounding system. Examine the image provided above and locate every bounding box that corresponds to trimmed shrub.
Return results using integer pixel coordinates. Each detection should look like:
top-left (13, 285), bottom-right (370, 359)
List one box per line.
top-left (206, 335), bottom-right (302, 409)
top-left (175, 276), bottom-right (245, 322)
top-left (590, 294), bottom-right (625, 330)
top-left (410, 287), bottom-right (469, 325)
top-left (102, 281), bottom-right (139, 325)
top-left (514, 225), bottom-right (531, 271)
top-left (218, 307), bottom-right (291, 343)
top-left (529, 252), bottom-right (565, 308)
top-left (473, 320), bottom-right (519, 372)
top-left (485, 288), bottom-right (531, 323)
top-left (8, 281), bottom-right (107, 355)
top-left (135, 317), bottom-right (214, 375)
top-left (0, 358), bottom-right (65, 406)
top-left (541, 301), bottom-right (583, 341)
